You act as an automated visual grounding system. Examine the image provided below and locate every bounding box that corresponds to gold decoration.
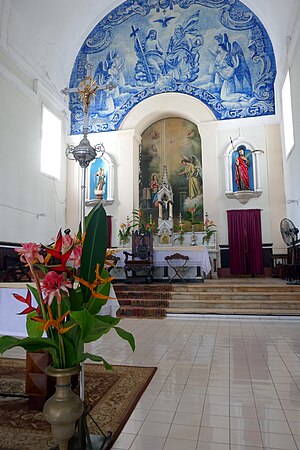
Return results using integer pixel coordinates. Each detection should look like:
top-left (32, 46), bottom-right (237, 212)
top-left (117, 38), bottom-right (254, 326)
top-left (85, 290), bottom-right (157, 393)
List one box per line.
top-left (78, 76), bottom-right (99, 114)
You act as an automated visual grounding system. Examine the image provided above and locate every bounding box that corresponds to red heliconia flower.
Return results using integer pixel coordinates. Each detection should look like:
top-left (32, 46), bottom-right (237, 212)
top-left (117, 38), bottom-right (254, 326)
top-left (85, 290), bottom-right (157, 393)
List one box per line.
top-left (41, 271), bottom-right (72, 305)
top-left (15, 243), bottom-right (44, 265)
top-left (43, 229), bottom-right (73, 273)
top-left (12, 290), bottom-right (40, 315)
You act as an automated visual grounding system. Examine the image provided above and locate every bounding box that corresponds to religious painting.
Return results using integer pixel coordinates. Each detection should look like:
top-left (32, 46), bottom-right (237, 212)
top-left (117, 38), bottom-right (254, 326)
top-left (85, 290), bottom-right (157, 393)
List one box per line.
top-left (139, 117), bottom-right (202, 231)
top-left (86, 153), bottom-right (114, 205)
top-left (69, 0), bottom-right (276, 134)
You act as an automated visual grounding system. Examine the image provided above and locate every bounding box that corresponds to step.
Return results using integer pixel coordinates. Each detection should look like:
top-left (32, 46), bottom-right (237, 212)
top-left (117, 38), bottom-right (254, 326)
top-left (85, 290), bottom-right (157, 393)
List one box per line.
top-left (167, 308), bottom-right (300, 315)
top-left (170, 293), bottom-right (300, 302)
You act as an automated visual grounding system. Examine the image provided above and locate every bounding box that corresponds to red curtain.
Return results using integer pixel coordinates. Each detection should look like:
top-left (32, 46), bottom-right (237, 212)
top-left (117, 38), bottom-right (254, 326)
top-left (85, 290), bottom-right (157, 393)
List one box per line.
top-left (227, 209), bottom-right (264, 275)
top-left (107, 215), bottom-right (112, 248)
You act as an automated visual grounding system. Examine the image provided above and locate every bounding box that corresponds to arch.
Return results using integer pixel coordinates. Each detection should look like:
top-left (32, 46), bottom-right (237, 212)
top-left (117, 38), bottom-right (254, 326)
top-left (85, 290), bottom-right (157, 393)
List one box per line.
top-left (120, 92), bottom-right (215, 134)
top-left (68, 0), bottom-right (276, 135)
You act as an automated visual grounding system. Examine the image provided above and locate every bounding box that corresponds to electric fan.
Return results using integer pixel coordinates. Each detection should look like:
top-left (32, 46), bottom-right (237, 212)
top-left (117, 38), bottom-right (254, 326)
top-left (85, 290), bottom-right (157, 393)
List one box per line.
top-left (280, 218), bottom-right (299, 251)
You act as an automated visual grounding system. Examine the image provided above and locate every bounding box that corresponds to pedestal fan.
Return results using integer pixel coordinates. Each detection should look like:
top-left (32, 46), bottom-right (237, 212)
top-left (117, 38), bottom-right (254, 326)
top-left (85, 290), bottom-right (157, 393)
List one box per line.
top-left (280, 218), bottom-right (299, 284)
top-left (280, 218), bottom-right (299, 261)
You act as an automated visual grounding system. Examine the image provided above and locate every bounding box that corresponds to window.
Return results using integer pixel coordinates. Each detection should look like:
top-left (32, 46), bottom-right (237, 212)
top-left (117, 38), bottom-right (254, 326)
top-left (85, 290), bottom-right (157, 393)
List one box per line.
top-left (41, 105), bottom-right (62, 178)
top-left (282, 71), bottom-right (294, 157)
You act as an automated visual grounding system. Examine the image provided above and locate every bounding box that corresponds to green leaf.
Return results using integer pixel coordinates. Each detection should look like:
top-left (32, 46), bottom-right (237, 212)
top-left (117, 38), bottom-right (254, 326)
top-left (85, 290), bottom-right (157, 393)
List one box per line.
top-left (82, 318), bottom-right (113, 343)
top-left (26, 311), bottom-right (43, 338)
top-left (80, 352), bottom-right (112, 370)
top-left (62, 336), bottom-right (78, 368)
top-left (115, 327), bottom-right (135, 351)
top-left (69, 288), bottom-right (84, 311)
top-left (80, 205), bottom-right (108, 303)
top-left (27, 284), bottom-right (43, 309)
top-left (70, 309), bottom-right (94, 341)
top-left (94, 315), bottom-right (120, 326)
top-left (87, 269), bottom-right (112, 315)
top-left (0, 335), bottom-right (59, 356)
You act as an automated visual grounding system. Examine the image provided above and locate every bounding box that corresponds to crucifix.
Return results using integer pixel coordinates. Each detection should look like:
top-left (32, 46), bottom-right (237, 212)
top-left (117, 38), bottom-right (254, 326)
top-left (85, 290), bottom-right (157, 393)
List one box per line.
top-left (61, 63), bottom-right (114, 133)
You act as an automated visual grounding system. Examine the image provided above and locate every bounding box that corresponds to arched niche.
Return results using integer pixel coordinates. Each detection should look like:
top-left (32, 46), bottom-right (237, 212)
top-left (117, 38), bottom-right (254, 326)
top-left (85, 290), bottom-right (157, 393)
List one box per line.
top-left (224, 136), bottom-right (263, 204)
top-left (86, 152), bottom-right (115, 206)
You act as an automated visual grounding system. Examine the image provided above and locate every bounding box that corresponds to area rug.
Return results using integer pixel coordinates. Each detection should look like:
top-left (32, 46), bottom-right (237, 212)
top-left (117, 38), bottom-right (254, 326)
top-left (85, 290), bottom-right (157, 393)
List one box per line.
top-left (0, 358), bottom-right (156, 450)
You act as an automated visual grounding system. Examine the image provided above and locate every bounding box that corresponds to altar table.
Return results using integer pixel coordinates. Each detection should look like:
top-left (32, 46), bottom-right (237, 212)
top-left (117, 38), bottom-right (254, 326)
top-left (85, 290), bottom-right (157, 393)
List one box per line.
top-left (114, 246), bottom-right (211, 277)
top-left (0, 283), bottom-right (119, 337)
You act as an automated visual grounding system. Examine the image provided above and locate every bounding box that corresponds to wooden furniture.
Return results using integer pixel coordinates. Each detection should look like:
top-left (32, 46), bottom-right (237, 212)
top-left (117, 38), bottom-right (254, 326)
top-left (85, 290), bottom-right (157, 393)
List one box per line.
top-left (165, 253), bottom-right (189, 282)
top-left (0, 242), bottom-right (31, 282)
top-left (123, 229), bottom-right (154, 283)
top-left (270, 253), bottom-right (288, 278)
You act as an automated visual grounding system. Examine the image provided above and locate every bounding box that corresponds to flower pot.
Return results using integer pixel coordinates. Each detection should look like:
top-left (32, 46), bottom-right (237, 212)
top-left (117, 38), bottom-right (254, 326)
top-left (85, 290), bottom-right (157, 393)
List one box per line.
top-left (43, 365), bottom-right (84, 450)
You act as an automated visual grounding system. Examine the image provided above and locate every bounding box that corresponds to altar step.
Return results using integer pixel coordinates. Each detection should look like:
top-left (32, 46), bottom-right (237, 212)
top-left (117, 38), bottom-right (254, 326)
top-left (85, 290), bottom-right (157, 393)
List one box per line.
top-left (114, 280), bottom-right (300, 317)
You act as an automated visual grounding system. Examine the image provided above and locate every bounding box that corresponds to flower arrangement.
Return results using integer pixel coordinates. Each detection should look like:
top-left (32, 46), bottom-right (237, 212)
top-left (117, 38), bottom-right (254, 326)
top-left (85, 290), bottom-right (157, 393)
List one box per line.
top-left (185, 205), bottom-right (203, 226)
top-left (118, 216), bottom-right (134, 245)
top-left (0, 204), bottom-right (135, 369)
top-left (119, 209), bottom-right (155, 244)
top-left (174, 213), bottom-right (185, 245)
top-left (203, 215), bottom-right (217, 245)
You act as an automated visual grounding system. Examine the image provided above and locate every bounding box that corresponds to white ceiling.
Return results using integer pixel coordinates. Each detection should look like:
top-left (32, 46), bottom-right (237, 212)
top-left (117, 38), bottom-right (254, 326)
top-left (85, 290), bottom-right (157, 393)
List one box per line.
top-left (0, 0), bottom-right (299, 98)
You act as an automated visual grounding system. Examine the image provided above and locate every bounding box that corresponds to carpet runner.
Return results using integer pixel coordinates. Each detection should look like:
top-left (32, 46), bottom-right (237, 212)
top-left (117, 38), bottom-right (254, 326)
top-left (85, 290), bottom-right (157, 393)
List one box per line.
top-left (0, 358), bottom-right (156, 450)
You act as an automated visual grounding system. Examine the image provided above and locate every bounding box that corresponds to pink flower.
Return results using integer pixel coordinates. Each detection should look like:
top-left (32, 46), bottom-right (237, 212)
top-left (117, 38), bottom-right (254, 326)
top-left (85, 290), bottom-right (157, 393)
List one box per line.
top-left (69, 245), bottom-right (82, 269)
top-left (41, 271), bottom-right (72, 305)
top-left (62, 233), bottom-right (73, 251)
top-left (15, 243), bottom-right (44, 264)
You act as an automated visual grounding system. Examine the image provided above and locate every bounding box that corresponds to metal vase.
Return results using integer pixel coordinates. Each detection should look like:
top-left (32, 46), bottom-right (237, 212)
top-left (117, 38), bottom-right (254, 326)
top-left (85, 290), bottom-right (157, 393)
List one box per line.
top-left (43, 365), bottom-right (84, 450)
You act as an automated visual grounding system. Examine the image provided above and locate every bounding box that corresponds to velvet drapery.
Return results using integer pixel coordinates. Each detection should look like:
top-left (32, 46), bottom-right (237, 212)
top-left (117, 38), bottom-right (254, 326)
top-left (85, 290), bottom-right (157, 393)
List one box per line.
top-left (227, 209), bottom-right (264, 275)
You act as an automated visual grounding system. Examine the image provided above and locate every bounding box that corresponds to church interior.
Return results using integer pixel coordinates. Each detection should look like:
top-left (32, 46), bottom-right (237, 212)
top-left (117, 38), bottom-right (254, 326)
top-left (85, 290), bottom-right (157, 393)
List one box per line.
top-left (1, 0), bottom-right (300, 449)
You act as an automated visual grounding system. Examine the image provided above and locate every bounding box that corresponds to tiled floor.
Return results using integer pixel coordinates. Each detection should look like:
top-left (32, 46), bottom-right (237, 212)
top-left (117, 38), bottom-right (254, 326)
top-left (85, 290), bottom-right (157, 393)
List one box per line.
top-left (7, 316), bottom-right (300, 449)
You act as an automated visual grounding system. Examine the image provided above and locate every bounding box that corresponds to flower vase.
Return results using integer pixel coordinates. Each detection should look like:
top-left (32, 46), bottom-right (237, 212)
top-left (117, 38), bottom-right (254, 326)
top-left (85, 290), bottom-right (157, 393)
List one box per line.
top-left (120, 238), bottom-right (129, 248)
top-left (190, 225), bottom-right (198, 246)
top-left (43, 365), bottom-right (83, 450)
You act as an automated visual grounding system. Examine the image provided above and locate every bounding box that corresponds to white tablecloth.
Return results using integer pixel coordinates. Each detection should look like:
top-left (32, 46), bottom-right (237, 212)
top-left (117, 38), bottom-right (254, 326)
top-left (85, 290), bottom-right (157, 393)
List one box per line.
top-left (114, 246), bottom-right (211, 275)
top-left (0, 284), bottom-right (119, 337)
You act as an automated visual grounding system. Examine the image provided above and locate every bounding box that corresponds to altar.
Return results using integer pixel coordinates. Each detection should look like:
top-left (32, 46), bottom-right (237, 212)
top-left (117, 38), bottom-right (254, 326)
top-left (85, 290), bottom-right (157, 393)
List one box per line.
top-left (0, 283), bottom-right (120, 337)
top-left (112, 246), bottom-right (212, 281)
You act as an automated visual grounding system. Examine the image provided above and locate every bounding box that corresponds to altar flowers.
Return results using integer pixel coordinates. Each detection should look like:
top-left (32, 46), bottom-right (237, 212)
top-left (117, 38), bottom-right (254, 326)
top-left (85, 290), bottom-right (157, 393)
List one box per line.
top-left (0, 204), bottom-right (135, 369)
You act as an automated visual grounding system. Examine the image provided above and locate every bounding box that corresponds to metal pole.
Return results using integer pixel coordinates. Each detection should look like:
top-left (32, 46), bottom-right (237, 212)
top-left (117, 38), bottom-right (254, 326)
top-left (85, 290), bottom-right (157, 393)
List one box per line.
top-left (80, 166), bottom-right (86, 401)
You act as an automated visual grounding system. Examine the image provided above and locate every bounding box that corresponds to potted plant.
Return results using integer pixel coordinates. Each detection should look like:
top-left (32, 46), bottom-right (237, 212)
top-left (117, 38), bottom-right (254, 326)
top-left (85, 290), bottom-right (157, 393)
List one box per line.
top-left (0, 204), bottom-right (135, 449)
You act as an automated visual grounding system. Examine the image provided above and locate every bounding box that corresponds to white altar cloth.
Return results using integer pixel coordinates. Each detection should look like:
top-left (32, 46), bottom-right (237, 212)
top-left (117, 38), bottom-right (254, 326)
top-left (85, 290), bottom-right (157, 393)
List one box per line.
top-left (114, 246), bottom-right (211, 275)
top-left (0, 283), bottom-right (119, 337)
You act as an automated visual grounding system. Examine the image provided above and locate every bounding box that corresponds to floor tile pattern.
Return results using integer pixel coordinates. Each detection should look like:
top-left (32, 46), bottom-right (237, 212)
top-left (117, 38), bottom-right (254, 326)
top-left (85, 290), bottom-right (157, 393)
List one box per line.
top-left (6, 316), bottom-right (300, 449)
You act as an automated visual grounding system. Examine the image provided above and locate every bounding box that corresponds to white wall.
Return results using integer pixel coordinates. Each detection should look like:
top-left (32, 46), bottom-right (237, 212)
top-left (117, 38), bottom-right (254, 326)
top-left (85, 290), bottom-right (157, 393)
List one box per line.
top-left (283, 17), bottom-right (300, 230)
top-left (0, 53), bottom-right (68, 244)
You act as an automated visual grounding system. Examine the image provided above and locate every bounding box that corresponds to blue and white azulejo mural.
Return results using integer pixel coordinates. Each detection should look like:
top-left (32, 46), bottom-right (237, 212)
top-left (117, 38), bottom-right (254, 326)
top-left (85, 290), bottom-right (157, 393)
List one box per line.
top-left (69, 0), bottom-right (276, 134)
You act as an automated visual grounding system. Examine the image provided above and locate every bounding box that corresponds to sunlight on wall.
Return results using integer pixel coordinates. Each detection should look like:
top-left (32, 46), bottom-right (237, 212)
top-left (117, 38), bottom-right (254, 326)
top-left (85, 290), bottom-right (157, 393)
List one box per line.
top-left (282, 71), bottom-right (295, 157)
top-left (41, 105), bottom-right (62, 179)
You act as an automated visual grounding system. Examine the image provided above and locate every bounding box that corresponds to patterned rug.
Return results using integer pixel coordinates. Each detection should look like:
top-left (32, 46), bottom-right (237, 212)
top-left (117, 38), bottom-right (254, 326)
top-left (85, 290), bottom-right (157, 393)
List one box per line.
top-left (0, 358), bottom-right (156, 450)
